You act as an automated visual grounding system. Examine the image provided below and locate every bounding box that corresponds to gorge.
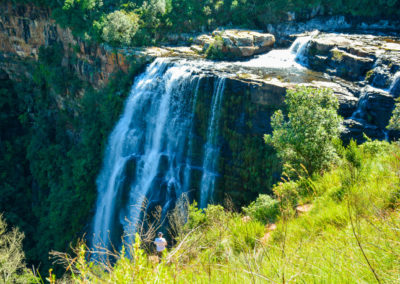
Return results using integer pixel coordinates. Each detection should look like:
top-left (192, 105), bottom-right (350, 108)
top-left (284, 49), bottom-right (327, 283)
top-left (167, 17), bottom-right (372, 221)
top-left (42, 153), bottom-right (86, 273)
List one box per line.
top-left (0, 0), bottom-right (400, 277)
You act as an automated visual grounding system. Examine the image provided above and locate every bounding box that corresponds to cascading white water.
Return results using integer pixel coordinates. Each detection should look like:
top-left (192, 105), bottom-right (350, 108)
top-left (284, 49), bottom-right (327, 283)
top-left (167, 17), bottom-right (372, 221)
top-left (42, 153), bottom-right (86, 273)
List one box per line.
top-left (91, 58), bottom-right (226, 250)
top-left (238, 34), bottom-right (313, 68)
top-left (199, 78), bottom-right (226, 208)
top-left (390, 71), bottom-right (400, 96)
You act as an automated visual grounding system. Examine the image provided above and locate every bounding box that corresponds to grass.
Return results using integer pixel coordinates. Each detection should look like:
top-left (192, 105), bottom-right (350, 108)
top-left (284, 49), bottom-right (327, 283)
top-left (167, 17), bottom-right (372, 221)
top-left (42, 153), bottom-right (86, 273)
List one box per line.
top-left (52, 140), bottom-right (400, 283)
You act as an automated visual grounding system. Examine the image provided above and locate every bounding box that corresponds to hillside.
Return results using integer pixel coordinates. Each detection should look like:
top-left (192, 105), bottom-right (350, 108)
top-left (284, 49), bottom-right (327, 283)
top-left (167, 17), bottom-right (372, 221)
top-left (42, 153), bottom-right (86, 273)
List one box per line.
top-left (0, 0), bottom-right (400, 281)
top-left (55, 140), bottom-right (400, 283)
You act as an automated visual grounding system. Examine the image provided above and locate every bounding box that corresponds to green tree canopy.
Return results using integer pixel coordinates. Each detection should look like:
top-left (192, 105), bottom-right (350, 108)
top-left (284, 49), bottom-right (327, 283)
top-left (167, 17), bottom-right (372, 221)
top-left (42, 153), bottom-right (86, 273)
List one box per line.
top-left (388, 98), bottom-right (400, 131)
top-left (101, 10), bottom-right (140, 46)
top-left (265, 86), bottom-right (342, 176)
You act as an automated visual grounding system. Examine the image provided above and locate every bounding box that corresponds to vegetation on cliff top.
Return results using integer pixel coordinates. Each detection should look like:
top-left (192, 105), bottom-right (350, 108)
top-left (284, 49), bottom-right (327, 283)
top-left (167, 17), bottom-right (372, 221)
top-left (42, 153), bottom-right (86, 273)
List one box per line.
top-left (11, 0), bottom-right (400, 47)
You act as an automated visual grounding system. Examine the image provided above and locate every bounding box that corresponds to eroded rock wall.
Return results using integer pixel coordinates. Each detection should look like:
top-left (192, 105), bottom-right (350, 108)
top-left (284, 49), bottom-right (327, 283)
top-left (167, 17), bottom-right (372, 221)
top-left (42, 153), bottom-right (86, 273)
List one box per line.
top-left (0, 1), bottom-right (133, 88)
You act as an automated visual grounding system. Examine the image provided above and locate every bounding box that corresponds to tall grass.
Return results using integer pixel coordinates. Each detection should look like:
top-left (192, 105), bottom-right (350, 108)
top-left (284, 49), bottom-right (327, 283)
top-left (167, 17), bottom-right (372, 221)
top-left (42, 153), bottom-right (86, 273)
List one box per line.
top-left (52, 141), bottom-right (400, 283)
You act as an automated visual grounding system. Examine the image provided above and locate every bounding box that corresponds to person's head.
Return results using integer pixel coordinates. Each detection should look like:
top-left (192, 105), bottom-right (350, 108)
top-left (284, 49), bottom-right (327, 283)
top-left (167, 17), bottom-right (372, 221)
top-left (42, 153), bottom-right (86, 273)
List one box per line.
top-left (158, 232), bottom-right (163, 237)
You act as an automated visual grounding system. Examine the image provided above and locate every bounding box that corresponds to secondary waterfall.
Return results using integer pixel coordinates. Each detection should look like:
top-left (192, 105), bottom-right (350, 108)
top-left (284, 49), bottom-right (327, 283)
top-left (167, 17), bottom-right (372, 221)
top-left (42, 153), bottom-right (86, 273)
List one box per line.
top-left (238, 34), bottom-right (313, 68)
top-left (91, 58), bottom-right (226, 250)
top-left (199, 78), bottom-right (226, 208)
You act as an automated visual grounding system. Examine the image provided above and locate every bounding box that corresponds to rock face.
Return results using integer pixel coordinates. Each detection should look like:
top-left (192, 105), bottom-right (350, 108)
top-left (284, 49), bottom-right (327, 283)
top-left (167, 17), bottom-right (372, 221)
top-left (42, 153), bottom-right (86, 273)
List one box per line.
top-left (0, 2), bottom-right (158, 88)
top-left (268, 15), bottom-right (400, 46)
top-left (300, 33), bottom-right (400, 142)
top-left (305, 33), bottom-right (400, 83)
top-left (194, 29), bottom-right (275, 58)
top-left (352, 86), bottom-right (396, 128)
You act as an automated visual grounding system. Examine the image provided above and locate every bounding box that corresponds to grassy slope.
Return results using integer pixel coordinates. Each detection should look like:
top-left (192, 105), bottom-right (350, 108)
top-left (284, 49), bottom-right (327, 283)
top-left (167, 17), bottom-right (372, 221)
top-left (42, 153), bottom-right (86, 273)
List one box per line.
top-left (58, 140), bottom-right (400, 283)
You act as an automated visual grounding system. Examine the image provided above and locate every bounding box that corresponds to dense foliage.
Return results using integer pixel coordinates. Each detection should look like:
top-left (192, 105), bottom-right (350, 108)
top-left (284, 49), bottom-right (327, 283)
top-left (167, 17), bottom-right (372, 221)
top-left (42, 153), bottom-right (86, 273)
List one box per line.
top-left (11, 0), bottom-right (400, 47)
top-left (265, 87), bottom-right (342, 176)
top-left (53, 140), bottom-right (400, 283)
top-left (0, 43), bottom-right (144, 274)
top-left (389, 98), bottom-right (400, 130)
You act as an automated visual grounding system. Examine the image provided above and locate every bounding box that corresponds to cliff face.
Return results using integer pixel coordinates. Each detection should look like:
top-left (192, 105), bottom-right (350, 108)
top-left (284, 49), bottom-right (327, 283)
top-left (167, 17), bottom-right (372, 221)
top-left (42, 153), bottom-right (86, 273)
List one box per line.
top-left (0, 1), bottom-right (131, 88)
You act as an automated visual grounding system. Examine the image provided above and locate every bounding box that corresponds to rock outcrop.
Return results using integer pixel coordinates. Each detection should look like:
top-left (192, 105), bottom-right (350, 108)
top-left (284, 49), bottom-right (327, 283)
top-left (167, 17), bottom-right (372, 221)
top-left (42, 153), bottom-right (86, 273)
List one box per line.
top-left (305, 33), bottom-right (400, 84)
top-left (193, 29), bottom-right (275, 58)
top-left (300, 33), bottom-right (400, 141)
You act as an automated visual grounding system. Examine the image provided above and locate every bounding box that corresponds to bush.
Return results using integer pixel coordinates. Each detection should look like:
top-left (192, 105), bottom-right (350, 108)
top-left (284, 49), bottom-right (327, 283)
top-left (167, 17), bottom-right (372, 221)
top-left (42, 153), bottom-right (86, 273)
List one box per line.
top-left (102, 10), bottom-right (140, 46)
top-left (0, 214), bottom-right (37, 283)
top-left (242, 194), bottom-right (279, 224)
top-left (265, 86), bottom-right (342, 176)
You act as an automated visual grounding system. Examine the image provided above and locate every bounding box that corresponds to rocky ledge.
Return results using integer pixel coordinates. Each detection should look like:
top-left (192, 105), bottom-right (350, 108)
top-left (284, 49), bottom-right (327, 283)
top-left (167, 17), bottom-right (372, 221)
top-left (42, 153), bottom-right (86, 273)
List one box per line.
top-left (193, 29), bottom-right (275, 58)
top-left (300, 32), bottom-right (400, 141)
top-left (304, 33), bottom-right (400, 84)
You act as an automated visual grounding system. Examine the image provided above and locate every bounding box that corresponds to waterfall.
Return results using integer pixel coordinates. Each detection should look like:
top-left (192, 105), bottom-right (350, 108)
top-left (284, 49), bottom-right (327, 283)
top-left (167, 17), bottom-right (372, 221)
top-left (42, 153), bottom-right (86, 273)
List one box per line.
top-left (199, 78), bottom-right (226, 208)
top-left (238, 34), bottom-right (314, 68)
top-left (390, 71), bottom-right (400, 96)
top-left (91, 58), bottom-right (226, 250)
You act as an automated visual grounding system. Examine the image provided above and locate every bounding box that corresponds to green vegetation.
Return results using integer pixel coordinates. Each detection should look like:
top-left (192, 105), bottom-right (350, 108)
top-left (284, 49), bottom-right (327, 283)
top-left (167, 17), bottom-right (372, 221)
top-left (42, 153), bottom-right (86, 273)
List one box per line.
top-left (242, 194), bottom-right (279, 223)
top-left (52, 140), bottom-right (400, 283)
top-left (0, 43), bottom-right (145, 274)
top-left (0, 214), bottom-right (37, 283)
top-left (389, 98), bottom-right (400, 130)
top-left (101, 10), bottom-right (140, 46)
top-left (265, 87), bottom-right (342, 176)
top-left (12, 0), bottom-right (400, 47)
top-left (45, 87), bottom-right (400, 282)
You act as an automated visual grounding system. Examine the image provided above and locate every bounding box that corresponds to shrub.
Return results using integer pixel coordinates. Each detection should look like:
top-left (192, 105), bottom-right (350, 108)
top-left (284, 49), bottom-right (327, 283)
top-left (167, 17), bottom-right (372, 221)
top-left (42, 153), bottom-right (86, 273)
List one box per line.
top-left (388, 98), bottom-right (400, 131)
top-left (0, 214), bottom-right (37, 283)
top-left (184, 201), bottom-right (206, 230)
top-left (265, 86), bottom-right (342, 176)
top-left (102, 10), bottom-right (140, 46)
top-left (242, 194), bottom-right (279, 224)
top-left (205, 35), bottom-right (225, 60)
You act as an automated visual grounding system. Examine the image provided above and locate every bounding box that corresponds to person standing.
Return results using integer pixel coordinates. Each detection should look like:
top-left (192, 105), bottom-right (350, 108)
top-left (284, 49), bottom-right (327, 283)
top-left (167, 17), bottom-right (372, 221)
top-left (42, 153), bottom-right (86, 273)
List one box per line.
top-left (154, 232), bottom-right (167, 258)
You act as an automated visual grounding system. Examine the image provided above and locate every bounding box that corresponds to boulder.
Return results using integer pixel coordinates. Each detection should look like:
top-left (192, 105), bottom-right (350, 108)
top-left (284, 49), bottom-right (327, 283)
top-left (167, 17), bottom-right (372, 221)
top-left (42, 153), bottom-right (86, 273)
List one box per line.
top-left (250, 79), bottom-right (287, 106)
top-left (368, 66), bottom-right (391, 89)
top-left (341, 119), bottom-right (386, 143)
top-left (194, 29), bottom-right (275, 59)
top-left (358, 86), bottom-right (395, 128)
top-left (330, 48), bottom-right (374, 81)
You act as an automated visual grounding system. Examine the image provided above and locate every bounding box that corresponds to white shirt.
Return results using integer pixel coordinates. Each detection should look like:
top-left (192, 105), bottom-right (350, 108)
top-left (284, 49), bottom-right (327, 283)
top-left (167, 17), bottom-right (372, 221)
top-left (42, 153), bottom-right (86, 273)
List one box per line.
top-left (154, 237), bottom-right (167, 252)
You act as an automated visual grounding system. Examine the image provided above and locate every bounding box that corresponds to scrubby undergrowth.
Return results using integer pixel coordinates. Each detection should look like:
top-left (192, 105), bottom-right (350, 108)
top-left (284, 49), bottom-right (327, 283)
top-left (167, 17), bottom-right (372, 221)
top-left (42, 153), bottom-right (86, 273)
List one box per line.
top-left (54, 140), bottom-right (400, 283)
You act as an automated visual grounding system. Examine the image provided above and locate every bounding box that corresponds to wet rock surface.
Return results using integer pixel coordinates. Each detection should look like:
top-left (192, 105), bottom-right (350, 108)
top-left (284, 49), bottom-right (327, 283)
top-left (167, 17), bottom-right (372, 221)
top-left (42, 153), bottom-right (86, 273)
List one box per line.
top-left (296, 32), bottom-right (400, 141)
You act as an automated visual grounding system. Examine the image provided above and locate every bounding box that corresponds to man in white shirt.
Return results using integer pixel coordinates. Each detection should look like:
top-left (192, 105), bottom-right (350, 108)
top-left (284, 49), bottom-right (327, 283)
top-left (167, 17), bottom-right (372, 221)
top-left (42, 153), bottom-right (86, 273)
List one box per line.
top-left (154, 232), bottom-right (167, 258)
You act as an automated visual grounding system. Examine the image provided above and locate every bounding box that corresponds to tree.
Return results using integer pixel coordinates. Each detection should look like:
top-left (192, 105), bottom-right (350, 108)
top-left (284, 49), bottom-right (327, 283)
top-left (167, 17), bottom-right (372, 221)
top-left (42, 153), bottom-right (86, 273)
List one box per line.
top-left (264, 86), bottom-right (342, 175)
top-left (388, 98), bottom-right (400, 130)
top-left (0, 214), bottom-right (36, 283)
top-left (102, 10), bottom-right (140, 46)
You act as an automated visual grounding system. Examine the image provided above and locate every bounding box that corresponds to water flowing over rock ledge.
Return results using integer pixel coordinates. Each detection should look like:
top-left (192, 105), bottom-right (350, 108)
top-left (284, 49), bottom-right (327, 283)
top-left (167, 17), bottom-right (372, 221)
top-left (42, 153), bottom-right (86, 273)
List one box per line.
top-left (1, 0), bottom-right (399, 143)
